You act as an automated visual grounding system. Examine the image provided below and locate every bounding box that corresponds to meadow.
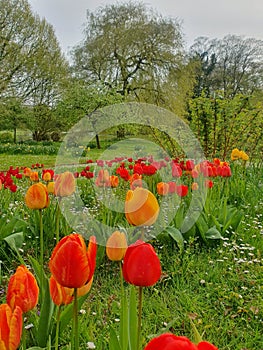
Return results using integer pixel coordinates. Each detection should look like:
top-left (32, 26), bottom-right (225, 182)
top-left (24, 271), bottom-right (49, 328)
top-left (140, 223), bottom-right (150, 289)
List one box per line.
top-left (0, 142), bottom-right (262, 350)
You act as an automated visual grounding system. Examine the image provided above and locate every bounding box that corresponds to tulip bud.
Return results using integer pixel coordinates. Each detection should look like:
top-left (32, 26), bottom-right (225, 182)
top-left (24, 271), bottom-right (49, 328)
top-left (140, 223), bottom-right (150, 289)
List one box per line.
top-left (25, 182), bottom-right (49, 209)
top-left (6, 265), bottom-right (39, 313)
top-left (0, 304), bottom-right (23, 350)
top-left (122, 240), bottom-right (161, 287)
top-left (54, 171), bottom-right (75, 197)
top-left (125, 187), bottom-right (159, 226)
top-left (106, 231), bottom-right (127, 261)
top-left (49, 234), bottom-right (97, 288)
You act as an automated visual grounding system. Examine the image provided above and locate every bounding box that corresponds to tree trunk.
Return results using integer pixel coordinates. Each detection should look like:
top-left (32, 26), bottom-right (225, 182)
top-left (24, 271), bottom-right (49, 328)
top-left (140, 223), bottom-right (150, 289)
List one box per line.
top-left (13, 127), bottom-right (17, 143)
top-left (95, 134), bottom-right (101, 149)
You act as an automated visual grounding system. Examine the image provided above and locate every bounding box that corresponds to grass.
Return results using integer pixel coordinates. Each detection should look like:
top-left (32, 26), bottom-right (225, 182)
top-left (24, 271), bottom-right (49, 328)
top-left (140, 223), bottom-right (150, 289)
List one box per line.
top-left (0, 151), bottom-right (262, 349)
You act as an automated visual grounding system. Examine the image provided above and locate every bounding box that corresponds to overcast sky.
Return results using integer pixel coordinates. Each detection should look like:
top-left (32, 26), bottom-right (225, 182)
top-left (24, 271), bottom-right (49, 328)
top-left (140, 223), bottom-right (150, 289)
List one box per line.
top-left (28, 0), bottom-right (263, 56)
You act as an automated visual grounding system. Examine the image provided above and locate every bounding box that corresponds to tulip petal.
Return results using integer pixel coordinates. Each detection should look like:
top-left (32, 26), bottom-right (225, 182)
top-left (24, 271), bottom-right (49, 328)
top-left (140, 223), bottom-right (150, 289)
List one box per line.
top-left (50, 240), bottom-right (90, 288)
top-left (9, 306), bottom-right (23, 350)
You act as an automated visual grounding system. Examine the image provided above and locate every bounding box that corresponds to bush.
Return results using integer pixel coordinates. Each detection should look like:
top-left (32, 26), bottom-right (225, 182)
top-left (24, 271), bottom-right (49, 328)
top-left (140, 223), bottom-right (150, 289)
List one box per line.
top-left (0, 132), bottom-right (13, 143)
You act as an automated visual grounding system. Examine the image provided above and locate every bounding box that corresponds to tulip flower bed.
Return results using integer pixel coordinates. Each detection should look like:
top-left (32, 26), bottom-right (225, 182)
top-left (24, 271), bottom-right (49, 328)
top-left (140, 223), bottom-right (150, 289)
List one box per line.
top-left (0, 149), bottom-right (262, 350)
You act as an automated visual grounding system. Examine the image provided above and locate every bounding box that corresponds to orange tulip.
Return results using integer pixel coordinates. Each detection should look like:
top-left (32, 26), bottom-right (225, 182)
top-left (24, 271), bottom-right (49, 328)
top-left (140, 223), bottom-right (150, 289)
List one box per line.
top-left (46, 181), bottom-right (55, 194)
top-left (106, 231), bottom-right (127, 261)
top-left (95, 169), bottom-right (110, 187)
top-left (49, 275), bottom-right (73, 306)
top-left (25, 182), bottom-right (49, 209)
top-left (129, 173), bottom-right (142, 190)
top-left (110, 175), bottom-right (119, 188)
top-left (43, 171), bottom-right (52, 182)
top-left (54, 171), bottom-right (75, 197)
top-left (77, 276), bottom-right (94, 297)
top-left (125, 187), bottom-right (159, 226)
top-left (6, 265), bottom-right (39, 313)
top-left (23, 167), bottom-right (32, 177)
top-left (0, 304), bottom-right (22, 350)
top-left (191, 182), bottom-right (199, 191)
top-left (30, 171), bottom-right (39, 182)
top-left (49, 234), bottom-right (97, 288)
top-left (156, 182), bottom-right (169, 196)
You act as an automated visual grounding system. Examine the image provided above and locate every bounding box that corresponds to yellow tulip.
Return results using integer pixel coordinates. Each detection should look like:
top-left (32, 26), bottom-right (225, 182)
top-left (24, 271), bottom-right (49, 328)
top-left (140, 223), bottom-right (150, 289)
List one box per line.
top-left (125, 187), bottom-right (159, 226)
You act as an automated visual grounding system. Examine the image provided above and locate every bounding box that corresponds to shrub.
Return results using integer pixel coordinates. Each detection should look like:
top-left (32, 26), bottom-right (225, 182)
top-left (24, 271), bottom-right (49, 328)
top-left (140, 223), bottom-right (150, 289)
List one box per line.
top-left (0, 132), bottom-right (13, 143)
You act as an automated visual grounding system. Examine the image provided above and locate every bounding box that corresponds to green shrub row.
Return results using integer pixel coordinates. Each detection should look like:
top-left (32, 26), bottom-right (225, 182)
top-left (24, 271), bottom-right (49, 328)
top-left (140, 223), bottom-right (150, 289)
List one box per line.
top-left (0, 143), bottom-right (61, 155)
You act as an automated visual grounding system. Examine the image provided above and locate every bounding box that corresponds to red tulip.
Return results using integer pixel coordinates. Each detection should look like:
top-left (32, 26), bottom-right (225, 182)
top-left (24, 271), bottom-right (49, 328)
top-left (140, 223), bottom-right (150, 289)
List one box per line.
top-left (49, 234), bottom-right (97, 288)
top-left (144, 333), bottom-right (198, 350)
top-left (186, 159), bottom-right (195, 171)
top-left (144, 334), bottom-right (218, 350)
top-left (0, 304), bottom-right (23, 350)
top-left (122, 240), bottom-right (161, 287)
top-left (197, 341), bottom-right (218, 350)
top-left (221, 165), bottom-right (231, 177)
top-left (6, 265), bottom-right (39, 313)
top-left (172, 164), bottom-right (183, 177)
top-left (176, 184), bottom-right (188, 197)
top-left (205, 180), bottom-right (214, 188)
top-left (168, 181), bottom-right (177, 194)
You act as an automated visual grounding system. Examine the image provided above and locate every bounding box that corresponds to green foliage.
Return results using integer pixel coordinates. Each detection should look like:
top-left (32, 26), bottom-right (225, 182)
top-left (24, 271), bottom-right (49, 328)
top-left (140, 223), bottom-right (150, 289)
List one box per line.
top-left (188, 93), bottom-right (263, 159)
top-left (0, 142), bottom-right (60, 155)
top-left (0, 132), bottom-right (13, 143)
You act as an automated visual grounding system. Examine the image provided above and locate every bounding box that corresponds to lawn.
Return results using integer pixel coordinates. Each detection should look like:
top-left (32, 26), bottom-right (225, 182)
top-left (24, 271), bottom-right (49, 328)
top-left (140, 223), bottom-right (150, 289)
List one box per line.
top-left (0, 147), bottom-right (262, 350)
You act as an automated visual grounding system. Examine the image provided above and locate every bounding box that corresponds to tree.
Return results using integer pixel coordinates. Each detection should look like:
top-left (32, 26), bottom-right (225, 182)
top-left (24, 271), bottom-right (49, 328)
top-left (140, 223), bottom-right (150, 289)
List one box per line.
top-left (71, 2), bottom-right (183, 100)
top-left (190, 35), bottom-right (263, 98)
top-left (55, 79), bottom-right (124, 148)
top-left (1, 0), bottom-right (69, 140)
top-left (0, 0), bottom-right (35, 95)
top-left (0, 97), bottom-right (26, 142)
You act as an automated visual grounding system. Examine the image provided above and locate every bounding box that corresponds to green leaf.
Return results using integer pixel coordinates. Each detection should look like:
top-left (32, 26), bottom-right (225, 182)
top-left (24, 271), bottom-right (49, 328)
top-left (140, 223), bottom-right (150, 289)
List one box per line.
top-left (120, 290), bottom-right (128, 350)
top-left (128, 286), bottom-right (138, 350)
top-left (4, 232), bottom-right (24, 252)
top-left (205, 226), bottom-right (223, 240)
top-left (195, 214), bottom-right (209, 242)
top-left (0, 217), bottom-right (25, 240)
top-left (164, 226), bottom-right (184, 252)
top-left (175, 205), bottom-right (185, 228)
top-left (109, 327), bottom-right (122, 350)
top-left (223, 209), bottom-right (243, 233)
top-left (29, 256), bottom-right (54, 348)
top-left (189, 317), bottom-right (202, 344)
top-left (59, 293), bottom-right (90, 335)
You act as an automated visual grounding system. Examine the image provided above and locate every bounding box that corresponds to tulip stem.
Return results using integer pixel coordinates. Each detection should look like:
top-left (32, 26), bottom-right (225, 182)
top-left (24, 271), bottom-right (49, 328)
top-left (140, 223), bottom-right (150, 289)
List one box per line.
top-left (119, 260), bottom-right (124, 296)
top-left (55, 305), bottom-right (62, 350)
top-left (55, 200), bottom-right (61, 243)
top-left (39, 209), bottom-right (44, 299)
top-left (72, 288), bottom-right (79, 350)
top-left (22, 317), bottom-right (26, 350)
top-left (137, 286), bottom-right (143, 350)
